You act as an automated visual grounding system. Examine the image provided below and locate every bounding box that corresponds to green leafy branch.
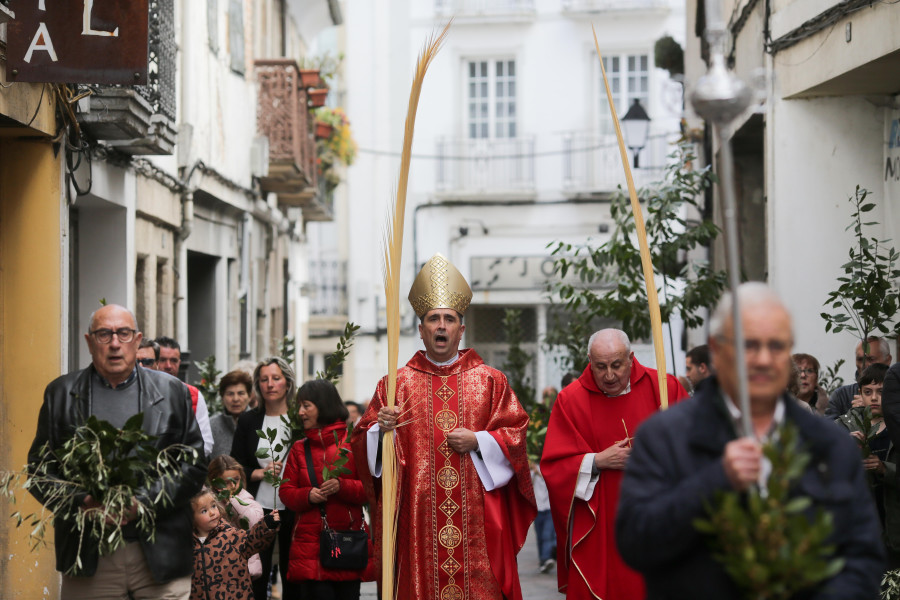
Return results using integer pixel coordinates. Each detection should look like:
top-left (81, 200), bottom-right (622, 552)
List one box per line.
top-left (526, 403), bottom-right (550, 464)
top-left (693, 422), bottom-right (844, 600)
top-left (545, 142), bottom-right (725, 374)
top-left (209, 476), bottom-right (251, 530)
top-left (0, 414), bottom-right (199, 575)
top-left (322, 424), bottom-right (354, 482)
top-left (316, 322), bottom-right (360, 384)
top-left (194, 354), bottom-right (222, 415)
top-left (278, 336), bottom-right (296, 364)
top-left (818, 359), bottom-right (846, 396)
top-left (822, 186), bottom-right (900, 348)
top-left (255, 427), bottom-right (290, 508)
top-left (502, 309), bottom-right (536, 413)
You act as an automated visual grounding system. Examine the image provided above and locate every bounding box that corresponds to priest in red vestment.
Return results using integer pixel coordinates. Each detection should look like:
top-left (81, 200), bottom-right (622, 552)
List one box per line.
top-left (541, 329), bottom-right (688, 600)
top-left (352, 253), bottom-right (536, 600)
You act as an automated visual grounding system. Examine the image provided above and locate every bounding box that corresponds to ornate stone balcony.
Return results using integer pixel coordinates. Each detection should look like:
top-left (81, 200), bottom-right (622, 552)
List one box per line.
top-left (255, 59), bottom-right (317, 201)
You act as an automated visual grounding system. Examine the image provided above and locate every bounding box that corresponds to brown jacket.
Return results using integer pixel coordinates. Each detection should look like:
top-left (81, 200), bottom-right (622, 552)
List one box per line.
top-left (191, 518), bottom-right (278, 600)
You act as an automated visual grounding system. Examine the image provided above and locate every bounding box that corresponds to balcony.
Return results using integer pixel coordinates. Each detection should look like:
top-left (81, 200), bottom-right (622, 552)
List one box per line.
top-left (435, 0), bottom-right (535, 22)
top-left (436, 136), bottom-right (535, 197)
top-left (561, 132), bottom-right (671, 194)
top-left (561, 0), bottom-right (670, 16)
top-left (77, 0), bottom-right (177, 155)
top-left (309, 258), bottom-right (347, 317)
top-left (255, 59), bottom-right (319, 205)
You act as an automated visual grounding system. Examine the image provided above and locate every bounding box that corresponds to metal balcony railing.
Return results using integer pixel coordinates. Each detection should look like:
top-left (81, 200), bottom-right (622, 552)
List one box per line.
top-left (309, 259), bottom-right (348, 316)
top-left (561, 0), bottom-right (670, 12)
top-left (77, 0), bottom-right (177, 155)
top-left (436, 136), bottom-right (535, 195)
top-left (255, 59), bottom-right (317, 197)
top-left (561, 132), bottom-right (673, 193)
top-left (436, 0), bottom-right (535, 17)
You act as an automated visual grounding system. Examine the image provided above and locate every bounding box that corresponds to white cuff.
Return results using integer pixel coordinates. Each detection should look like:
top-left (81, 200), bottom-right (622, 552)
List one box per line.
top-left (367, 423), bottom-right (384, 477)
top-left (574, 453), bottom-right (600, 500)
top-left (471, 431), bottom-right (514, 491)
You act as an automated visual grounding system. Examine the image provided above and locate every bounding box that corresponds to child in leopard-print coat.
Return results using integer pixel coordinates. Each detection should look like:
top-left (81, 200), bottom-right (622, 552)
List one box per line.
top-left (190, 488), bottom-right (280, 600)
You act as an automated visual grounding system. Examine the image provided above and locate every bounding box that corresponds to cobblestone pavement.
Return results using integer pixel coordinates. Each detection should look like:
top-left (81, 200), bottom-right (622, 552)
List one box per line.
top-left (360, 524), bottom-right (563, 599)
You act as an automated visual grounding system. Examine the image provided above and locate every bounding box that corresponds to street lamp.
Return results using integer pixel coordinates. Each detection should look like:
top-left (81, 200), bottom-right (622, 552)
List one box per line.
top-left (621, 98), bottom-right (651, 168)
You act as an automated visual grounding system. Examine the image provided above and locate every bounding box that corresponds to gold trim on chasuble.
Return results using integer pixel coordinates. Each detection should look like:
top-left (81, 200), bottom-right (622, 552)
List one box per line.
top-left (432, 374), bottom-right (467, 600)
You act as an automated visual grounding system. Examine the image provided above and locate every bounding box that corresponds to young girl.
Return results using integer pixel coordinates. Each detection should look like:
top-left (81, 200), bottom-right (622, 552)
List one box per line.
top-left (190, 487), bottom-right (280, 600)
top-left (208, 455), bottom-right (266, 580)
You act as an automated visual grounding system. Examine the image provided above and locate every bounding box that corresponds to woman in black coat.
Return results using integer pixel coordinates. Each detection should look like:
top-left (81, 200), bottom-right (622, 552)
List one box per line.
top-left (231, 356), bottom-right (301, 600)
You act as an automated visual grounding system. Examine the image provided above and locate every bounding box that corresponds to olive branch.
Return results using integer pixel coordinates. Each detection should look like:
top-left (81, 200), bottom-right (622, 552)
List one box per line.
top-left (0, 414), bottom-right (199, 575)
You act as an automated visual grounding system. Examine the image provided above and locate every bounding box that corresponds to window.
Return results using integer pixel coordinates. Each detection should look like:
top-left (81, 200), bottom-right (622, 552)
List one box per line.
top-left (598, 53), bottom-right (648, 134)
top-left (467, 59), bottom-right (517, 139)
top-left (228, 0), bottom-right (244, 75)
top-left (207, 0), bottom-right (218, 53)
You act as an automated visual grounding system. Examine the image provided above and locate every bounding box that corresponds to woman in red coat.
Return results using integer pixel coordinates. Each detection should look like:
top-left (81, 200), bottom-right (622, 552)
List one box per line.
top-left (280, 379), bottom-right (374, 599)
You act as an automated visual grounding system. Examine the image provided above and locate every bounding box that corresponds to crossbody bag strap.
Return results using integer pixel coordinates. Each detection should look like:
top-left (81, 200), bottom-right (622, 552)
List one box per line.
top-left (303, 439), bottom-right (329, 522)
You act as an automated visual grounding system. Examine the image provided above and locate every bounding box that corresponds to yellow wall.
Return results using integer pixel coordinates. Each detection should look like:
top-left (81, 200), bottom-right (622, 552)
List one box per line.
top-left (0, 137), bottom-right (64, 598)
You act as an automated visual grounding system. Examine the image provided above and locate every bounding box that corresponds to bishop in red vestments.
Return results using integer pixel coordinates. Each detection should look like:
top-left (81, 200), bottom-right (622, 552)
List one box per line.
top-left (541, 329), bottom-right (687, 600)
top-left (352, 254), bottom-right (536, 600)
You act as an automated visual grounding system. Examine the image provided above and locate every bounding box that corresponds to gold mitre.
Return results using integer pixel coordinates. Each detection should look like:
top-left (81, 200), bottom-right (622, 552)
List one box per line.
top-left (408, 253), bottom-right (473, 318)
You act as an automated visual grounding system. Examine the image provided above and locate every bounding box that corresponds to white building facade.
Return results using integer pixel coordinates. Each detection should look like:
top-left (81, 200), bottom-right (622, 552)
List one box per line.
top-left (684, 0), bottom-right (900, 382)
top-left (339, 0), bottom-right (686, 405)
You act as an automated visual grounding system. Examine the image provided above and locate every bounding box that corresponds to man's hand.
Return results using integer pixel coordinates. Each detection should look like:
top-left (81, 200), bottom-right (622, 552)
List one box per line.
top-left (722, 437), bottom-right (762, 491)
top-left (447, 428), bottom-right (478, 453)
top-left (320, 478), bottom-right (341, 497)
top-left (83, 494), bottom-right (139, 525)
top-left (851, 394), bottom-right (864, 408)
top-left (863, 456), bottom-right (886, 475)
top-left (593, 439), bottom-right (631, 471)
top-left (377, 406), bottom-right (401, 431)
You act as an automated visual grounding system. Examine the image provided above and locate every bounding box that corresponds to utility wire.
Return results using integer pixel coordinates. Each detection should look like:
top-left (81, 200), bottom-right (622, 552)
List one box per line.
top-left (357, 131), bottom-right (680, 161)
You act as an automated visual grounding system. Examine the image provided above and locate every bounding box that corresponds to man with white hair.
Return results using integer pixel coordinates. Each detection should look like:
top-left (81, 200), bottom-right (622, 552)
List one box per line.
top-left (616, 283), bottom-right (884, 598)
top-left (541, 328), bottom-right (687, 600)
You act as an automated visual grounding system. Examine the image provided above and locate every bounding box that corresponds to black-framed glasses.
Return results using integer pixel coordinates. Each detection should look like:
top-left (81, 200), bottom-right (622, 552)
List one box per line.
top-left (138, 358), bottom-right (157, 367)
top-left (90, 328), bottom-right (138, 344)
top-left (798, 368), bottom-right (816, 376)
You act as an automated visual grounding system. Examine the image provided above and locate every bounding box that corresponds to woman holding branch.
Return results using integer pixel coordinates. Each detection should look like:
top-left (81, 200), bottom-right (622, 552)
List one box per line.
top-left (280, 379), bottom-right (373, 599)
top-left (231, 356), bottom-right (300, 599)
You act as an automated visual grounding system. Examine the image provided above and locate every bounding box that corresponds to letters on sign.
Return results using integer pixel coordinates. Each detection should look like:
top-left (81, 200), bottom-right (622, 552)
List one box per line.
top-left (8, 0), bottom-right (149, 84)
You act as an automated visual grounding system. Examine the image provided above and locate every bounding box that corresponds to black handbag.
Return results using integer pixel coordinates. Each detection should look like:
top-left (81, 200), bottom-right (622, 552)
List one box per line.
top-left (304, 439), bottom-right (369, 570)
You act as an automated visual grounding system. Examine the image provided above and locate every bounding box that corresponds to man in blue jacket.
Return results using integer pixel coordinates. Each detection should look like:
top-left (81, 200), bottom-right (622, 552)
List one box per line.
top-left (616, 283), bottom-right (884, 599)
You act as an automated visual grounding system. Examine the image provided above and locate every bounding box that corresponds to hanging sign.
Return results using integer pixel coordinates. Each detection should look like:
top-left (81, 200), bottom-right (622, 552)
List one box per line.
top-left (7, 0), bottom-right (149, 84)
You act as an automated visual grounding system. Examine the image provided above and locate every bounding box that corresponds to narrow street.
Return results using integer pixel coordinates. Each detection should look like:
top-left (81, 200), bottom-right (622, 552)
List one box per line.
top-left (359, 524), bottom-right (563, 599)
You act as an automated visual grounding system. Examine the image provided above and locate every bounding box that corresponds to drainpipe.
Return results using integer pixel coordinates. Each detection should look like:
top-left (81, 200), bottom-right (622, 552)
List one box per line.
top-left (174, 191), bottom-right (194, 346)
top-left (240, 212), bottom-right (252, 357)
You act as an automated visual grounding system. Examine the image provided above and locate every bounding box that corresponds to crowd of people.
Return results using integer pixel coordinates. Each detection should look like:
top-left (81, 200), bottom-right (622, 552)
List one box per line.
top-left (25, 265), bottom-right (897, 600)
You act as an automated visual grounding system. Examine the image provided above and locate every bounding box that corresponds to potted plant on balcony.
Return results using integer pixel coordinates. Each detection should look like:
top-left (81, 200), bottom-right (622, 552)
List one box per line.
top-left (308, 88), bottom-right (329, 108)
top-left (315, 121), bottom-right (333, 140)
top-left (315, 106), bottom-right (357, 192)
top-left (300, 52), bottom-right (343, 87)
top-left (299, 68), bottom-right (321, 89)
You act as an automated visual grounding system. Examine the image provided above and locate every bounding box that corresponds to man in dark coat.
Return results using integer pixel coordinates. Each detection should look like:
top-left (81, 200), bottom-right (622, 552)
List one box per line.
top-left (616, 283), bottom-right (884, 599)
top-left (27, 304), bottom-right (206, 599)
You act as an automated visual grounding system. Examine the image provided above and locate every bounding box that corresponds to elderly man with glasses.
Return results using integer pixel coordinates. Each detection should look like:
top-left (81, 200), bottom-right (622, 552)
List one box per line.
top-left (615, 283), bottom-right (884, 599)
top-left (26, 304), bottom-right (206, 600)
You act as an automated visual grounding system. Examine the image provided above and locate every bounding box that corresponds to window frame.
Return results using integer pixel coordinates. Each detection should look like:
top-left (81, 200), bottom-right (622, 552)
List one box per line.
top-left (464, 57), bottom-right (518, 140)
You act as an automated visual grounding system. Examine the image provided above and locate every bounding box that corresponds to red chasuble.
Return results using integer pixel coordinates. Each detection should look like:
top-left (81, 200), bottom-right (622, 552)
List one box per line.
top-left (541, 358), bottom-right (687, 600)
top-left (352, 349), bottom-right (536, 600)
